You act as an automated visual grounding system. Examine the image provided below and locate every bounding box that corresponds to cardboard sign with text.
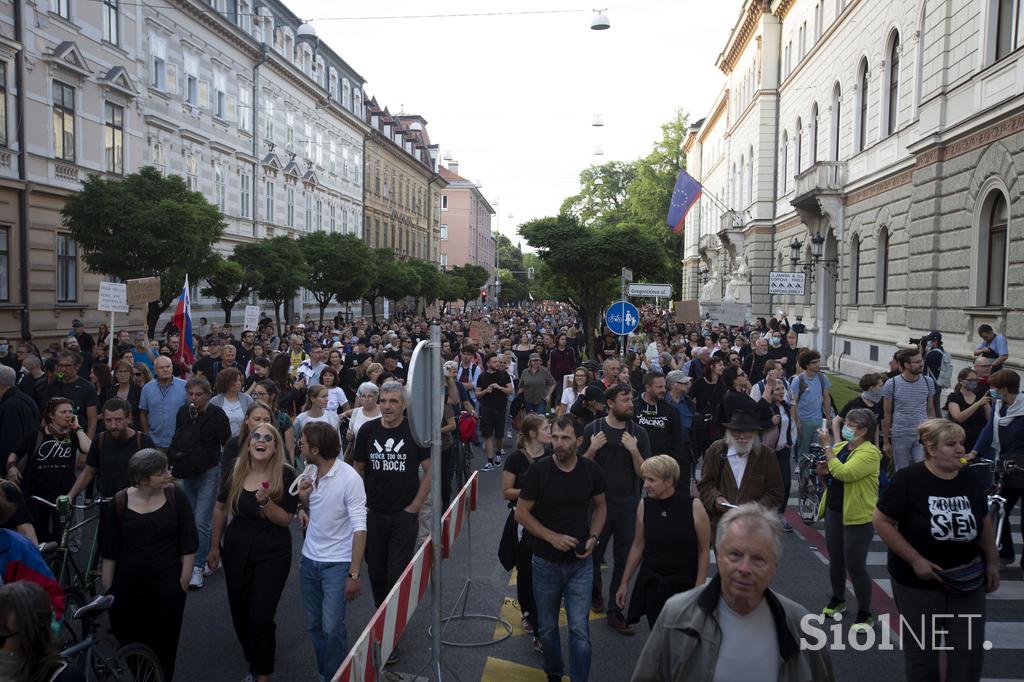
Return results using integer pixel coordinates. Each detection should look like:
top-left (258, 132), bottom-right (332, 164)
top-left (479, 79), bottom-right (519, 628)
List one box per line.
top-left (675, 300), bottom-right (701, 324)
top-left (126, 277), bottom-right (161, 305)
top-left (699, 301), bottom-right (751, 327)
top-left (468, 322), bottom-right (497, 345)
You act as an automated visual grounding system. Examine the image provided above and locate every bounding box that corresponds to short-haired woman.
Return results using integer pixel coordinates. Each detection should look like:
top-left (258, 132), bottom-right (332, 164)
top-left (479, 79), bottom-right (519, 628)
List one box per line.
top-left (559, 368), bottom-right (593, 416)
top-left (616, 454), bottom-right (710, 628)
top-left (501, 413), bottom-right (551, 647)
top-left (945, 368), bottom-right (991, 453)
top-left (816, 408), bottom-right (881, 631)
top-left (874, 418), bottom-right (1000, 682)
top-left (346, 382), bottom-right (381, 444)
top-left (101, 449), bottom-right (197, 680)
top-left (0, 582), bottom-right (85, 682)
top-left (208, 424), bottom-right (298, 681)
top-left (294, 385), bottom-right (339, 465)
top-left (211, 367), bottom-right (254, 439)
top-left (318, 367), bottom-right (349, 414)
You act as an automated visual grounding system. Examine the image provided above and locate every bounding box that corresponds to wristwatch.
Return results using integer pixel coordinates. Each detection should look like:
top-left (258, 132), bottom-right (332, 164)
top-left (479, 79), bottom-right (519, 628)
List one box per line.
top-left (348, 572), bottom-right (360, 580)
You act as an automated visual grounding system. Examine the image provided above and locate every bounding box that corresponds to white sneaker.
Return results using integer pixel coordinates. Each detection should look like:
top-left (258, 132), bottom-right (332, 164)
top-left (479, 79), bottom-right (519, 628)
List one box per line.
top-left (202, 562), bottom-right (214, 577)
top-left (189, 566), bottom-right (204, 590)
top-left (494, 454), bottom-right (503, 466)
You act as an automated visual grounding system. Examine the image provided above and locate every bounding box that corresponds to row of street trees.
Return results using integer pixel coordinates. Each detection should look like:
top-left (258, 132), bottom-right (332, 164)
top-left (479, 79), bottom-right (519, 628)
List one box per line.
top-left (518, 110), bottom-right (689, 357)
top-left (61, 167), bottom-right (490, 333)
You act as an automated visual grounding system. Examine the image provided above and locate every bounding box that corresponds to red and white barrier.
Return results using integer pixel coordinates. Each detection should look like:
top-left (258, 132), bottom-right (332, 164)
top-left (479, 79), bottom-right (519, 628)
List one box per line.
top-left (332, 472), bottom-right (479, 682)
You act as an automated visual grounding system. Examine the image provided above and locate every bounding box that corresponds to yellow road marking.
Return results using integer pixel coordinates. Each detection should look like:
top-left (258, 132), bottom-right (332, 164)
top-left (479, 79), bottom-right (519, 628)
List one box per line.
top-left (481, 656), bottom-right (567, 681)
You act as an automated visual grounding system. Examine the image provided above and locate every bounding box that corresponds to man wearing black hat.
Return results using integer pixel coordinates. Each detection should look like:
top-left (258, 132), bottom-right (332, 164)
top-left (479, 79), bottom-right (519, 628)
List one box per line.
top-left (697, 409), bottom-right (784, 538)
top-left (71, 319), bottom-right (95, 354)
top-left (569, 384), bottom-right (605, 427)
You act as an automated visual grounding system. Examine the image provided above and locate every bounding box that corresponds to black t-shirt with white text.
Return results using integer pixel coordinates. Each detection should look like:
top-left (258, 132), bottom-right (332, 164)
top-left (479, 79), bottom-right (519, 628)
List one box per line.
top-left (13, 430), bottom-right (80, 500)
top-left (519, 456), bottom-right (606, 563)
top-left (354, 418), bottom-right (430, 514)
top-left (876, 462), bottom-right (988, 590)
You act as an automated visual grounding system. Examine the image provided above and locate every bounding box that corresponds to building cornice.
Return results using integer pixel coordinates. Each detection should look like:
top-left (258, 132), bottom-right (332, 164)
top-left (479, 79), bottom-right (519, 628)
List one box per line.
top-left (716, 0), bottom-right (768, 75)
top-left (769, 0), bottom-right (796, 20)
top-left (700, 91), bottom-right (730, 143)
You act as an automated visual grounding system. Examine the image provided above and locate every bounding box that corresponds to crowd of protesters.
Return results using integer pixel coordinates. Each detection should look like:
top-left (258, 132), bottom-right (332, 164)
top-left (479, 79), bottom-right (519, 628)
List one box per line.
top-left (0, 303), bottom-right (1018, 682)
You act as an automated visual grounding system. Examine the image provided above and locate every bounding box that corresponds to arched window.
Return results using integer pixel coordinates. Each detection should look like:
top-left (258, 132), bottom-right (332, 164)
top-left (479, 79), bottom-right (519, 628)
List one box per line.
top-left (856, 58), bottom-right (869, 152)
top-left (875, 228), bottom-right (890, 305)
top-left (795, 118), bottom-right (803, 175)
top-left (885, 31), bottom-right (901, 136)
top-left (328, 69), bottom-right (338, 100)
top-left (982, 191), bottom-right (1009, 306)
top-left (810, 103), bottom-right (819, 164)
top-left (849, 234), bottom-right (860, 304)
top-left (831, 83), bottom-right (842, 164)
top-left (342, 79), bottom-right (352, 109)
top-left (780, 130), bottom-right (789, 194)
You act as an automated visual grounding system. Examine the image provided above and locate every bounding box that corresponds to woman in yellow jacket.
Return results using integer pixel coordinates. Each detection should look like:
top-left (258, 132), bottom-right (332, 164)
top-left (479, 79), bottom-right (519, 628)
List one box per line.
top-left (815, 407), bottom-right (881, 633)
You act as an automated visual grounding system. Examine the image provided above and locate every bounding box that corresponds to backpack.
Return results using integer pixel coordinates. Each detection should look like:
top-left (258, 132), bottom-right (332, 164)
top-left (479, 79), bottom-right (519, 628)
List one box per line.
top-left (167, 408), bottom-right (205, 478)
top-left (936, 349), bottom-right (954, 388)
top-left (458, 412), bottom-right (477, 443)
top-left (96, 431), bottom-right (143, 453)
top-left (795, 372), bottom-right (832, 420)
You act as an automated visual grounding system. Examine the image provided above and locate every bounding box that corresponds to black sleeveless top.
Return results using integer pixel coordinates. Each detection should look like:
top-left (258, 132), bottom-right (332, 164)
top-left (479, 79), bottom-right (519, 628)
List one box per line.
top-left (643, 493), bottom-right (698, 580)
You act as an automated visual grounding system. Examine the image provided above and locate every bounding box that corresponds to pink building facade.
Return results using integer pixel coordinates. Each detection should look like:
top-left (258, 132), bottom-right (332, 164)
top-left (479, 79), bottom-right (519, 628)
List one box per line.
top-left (438, 163), bottom-right (496, 294)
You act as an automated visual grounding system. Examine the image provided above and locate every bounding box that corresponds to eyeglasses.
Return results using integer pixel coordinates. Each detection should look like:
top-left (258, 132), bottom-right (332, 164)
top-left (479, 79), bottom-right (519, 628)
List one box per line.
top-left (249, 432), bottom-right (275, 443)
top-left (252, 391), bottom-right (269, 399)
top-left (133, 372), bottom-right (142, 377)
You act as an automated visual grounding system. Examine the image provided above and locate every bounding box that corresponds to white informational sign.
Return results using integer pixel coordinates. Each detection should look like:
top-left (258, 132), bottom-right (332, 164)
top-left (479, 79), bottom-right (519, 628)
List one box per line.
top-left (243, 305), bottom-right (260, 332)
top-left (98, 281), bottom-right (129, 313)
top-left (628, 283), bottom-right (672, 298)
top-left (769, 271), bottom-right (806, 296)
top-left (621, 267), bottom-right (633, 282)
top-left (383, 298), bottom-right (391, 320)
top-left (699, 301), bottom-right (750, 327)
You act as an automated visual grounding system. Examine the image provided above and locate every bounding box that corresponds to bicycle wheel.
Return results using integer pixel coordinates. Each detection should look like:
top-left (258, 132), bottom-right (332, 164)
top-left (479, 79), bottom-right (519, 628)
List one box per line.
top-left (111, 643), bottom-right (165, 682)
top-left (59, 587), bottom-right (88, 649)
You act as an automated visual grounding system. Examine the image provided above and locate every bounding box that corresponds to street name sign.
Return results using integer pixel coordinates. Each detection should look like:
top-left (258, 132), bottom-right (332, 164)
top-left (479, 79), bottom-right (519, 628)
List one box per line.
top-left (628, 283), bottom-right (672, 298)
top-left (769, 271), bottom-right (806, 296)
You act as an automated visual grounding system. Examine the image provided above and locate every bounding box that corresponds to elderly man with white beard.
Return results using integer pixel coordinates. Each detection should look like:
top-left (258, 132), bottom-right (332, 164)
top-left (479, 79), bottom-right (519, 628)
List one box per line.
top-left (697, 410), bottom-right (785, 540)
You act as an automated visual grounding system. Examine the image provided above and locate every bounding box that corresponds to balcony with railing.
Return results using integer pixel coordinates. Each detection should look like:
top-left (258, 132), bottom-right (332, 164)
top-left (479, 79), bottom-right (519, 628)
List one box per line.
top-left (791, 161), bottom-right (845, 212)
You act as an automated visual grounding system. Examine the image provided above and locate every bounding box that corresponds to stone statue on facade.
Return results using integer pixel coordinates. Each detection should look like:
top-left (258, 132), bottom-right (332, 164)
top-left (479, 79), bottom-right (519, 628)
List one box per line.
top-left (701, 269), bottom-right (721, 302)
top-left (724, 255), bottom-right (752, 303)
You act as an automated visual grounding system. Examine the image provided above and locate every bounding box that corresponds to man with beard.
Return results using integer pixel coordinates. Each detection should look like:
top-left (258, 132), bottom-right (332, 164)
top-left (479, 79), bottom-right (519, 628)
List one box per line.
top-left (697, 410), bottom-right (784, 539)
top-left (579, 384), bottom-right (650, 633)
top-left (516, 415), bottom-right (607, 682)
top-left (633, 371), bottom-right (687, 492)
top-left (881, 347), bottom-right (937, 470)
top-left (66, 398), bottom-right (154, 503)
top-left (742, 337), bottom-right (772, 385)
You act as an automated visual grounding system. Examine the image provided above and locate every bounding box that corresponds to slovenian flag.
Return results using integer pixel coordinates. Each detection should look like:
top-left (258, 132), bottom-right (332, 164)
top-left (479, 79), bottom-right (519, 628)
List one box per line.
top-left (665, 168), bottom-right (703, 234)
top-left (172, 276), bottom-right (194, 366)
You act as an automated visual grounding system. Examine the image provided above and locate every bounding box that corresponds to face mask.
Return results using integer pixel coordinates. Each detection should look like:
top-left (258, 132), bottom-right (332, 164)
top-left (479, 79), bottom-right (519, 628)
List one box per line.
top-left (0, 344), bottom-right (7, 354)
top-left (770, 337), bottom-right (782, 347)
top-left (863, 390), bottom-right (883, 402)
top-left (989, 389), bottom-right (1001, 400)
top-left (963, 381), bottom-right (978, 392)
top-left (841, 425), bottom-right (857, 441)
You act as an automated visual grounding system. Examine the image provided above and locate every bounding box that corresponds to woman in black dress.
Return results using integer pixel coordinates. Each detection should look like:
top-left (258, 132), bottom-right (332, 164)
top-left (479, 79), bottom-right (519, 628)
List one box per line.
top-left (688, 355), bottom-right (726, 466)
top-left (207, 423), bottom-right (297, 682)
top-left (945, 368), bottom-right (991, 452)
top-left (616, 454), bottom-right (711, 628)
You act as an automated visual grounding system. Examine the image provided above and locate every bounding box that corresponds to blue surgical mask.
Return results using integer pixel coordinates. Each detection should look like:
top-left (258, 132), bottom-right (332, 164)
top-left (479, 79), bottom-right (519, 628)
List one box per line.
top-left (841, 425), bottom-right (857, 441)
top-left (863, 390), bottom-right (883, 402)
top-left (770, 337), bottom-right (782, 347)
top-left (963, 380), bottom-right (978, 393)
top-left (989, 389), bottom-right (1001, 400)
top-left (0, 344), bottom-right (7, 354)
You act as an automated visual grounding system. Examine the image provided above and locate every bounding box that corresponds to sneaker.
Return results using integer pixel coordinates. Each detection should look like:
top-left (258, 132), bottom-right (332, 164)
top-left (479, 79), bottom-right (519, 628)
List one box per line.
top-left (189, 566), bottom-right (204, 590)
top-left (591, 594), bottom-right (606, 614)
top-left (241, 675), bottom-right (256, 682)
top-left (533, 637), bottom-right (543, 653)
top-left (851, 613), bottom-right (875, 634)
top-left (494, 454), bottom-right (503, 466)
top-left (782, 520), bottom-right (793, 533)
top-left (521, 614), bottom-right (535, 634)
top-left (482, 462), bottom-right (495, 471)
top-left (202, 562), bottom-right (214, 577)
top-left (606, 612), bottom-right (635, 636)
top-left (821, 598), bottom-right (846, 619)
top-left (386, 645), bottom-right (399, 666)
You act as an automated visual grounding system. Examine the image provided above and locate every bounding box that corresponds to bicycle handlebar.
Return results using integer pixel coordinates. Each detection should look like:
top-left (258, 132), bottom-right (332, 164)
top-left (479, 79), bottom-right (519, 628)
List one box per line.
top-left (29, 495), bottom-right (112, 510)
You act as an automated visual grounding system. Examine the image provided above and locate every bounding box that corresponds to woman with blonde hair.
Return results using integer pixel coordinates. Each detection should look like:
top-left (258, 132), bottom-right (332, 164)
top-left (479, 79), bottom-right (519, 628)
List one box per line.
top-left (874, 418), bottom-right (1000, 682)
top-left (367, 362), bottom-right (384, 386)
top-left (208, 423), bottom-right (298, 682)
top-left (132, 362), bottom-right (152, 388)
top-left (616, 454), bottom-right (710, 629)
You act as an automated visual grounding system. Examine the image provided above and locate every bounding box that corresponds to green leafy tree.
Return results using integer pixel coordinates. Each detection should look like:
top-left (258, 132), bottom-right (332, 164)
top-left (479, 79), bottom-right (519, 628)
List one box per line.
top-left (61, 166), bottom-right (224, 334)
top-left (519, 213), bottom-right (667, 357)
top-left (363, 249), bottom-right (418, 324)
top-left (497, 234), bottom-right (525, 273)
top-left (297, 232), bottom-right (372, 327)
top-left (201, 255), bottom-right (262, 326)
top-left (437, 272), bottom-right (466, 311)
top-left (560, 161), bottom-right (637, 226)
top-left (234, 236), bottom-right (306, 334)
top-left (450, 264), bottom-right (490, 311)
top-left (496, 267), bottom-right (529, 304)
top-left (405, 259), bottom-right (443, 314)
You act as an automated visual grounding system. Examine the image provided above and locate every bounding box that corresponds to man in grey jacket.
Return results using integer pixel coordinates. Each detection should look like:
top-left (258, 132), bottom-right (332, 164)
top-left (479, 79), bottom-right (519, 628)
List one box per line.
top-left (631, 503), bottom-right (835, 682)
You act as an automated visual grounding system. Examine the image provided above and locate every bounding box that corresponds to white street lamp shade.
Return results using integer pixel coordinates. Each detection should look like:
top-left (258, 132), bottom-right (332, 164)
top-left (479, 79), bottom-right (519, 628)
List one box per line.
top-left (592, 114), bottom-right (604, 127)
top-left (594, 178), bottom-right (605, 185)
top-left (442, 151), bottom-right (452, 161)
top-left (591, 11), bottom-right (611, 30)
top-left (594, 145), bottom-right (604, 156)
top-left (297, 22), bottom-right (317, 39)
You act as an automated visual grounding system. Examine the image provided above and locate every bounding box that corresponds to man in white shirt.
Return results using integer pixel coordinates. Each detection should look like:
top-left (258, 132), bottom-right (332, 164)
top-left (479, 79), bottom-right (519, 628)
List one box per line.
top-left (297, 421), bottom-right (367, 679)
top-left (296, 345), bottom-right (327, 386)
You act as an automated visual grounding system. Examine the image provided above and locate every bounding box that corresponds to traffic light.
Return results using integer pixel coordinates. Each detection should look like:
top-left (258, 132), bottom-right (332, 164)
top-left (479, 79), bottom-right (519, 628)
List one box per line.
top-left (480, 290), bottom-right (488, 302)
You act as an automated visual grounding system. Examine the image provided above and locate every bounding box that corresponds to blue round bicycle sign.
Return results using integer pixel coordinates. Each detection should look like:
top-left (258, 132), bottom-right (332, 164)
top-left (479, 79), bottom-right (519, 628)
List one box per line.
top-left (605, 301), bottom-right (639, 335)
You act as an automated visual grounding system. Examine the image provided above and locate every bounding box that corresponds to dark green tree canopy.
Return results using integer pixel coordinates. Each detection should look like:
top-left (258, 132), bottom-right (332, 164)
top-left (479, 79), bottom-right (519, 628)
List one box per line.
top-left (297, 232), bottom-right (372, 325)
top-left (234, 236), bottom-right (306, 333)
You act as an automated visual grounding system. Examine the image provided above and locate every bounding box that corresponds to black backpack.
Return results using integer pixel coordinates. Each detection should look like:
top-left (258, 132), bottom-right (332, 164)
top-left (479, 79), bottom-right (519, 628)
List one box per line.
top-left (167, 408), bottom-right (204, 478)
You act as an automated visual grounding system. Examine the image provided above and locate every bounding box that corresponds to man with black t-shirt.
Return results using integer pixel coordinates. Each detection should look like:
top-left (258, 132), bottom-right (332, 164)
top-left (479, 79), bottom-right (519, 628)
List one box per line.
top-left (41, 350), bottom-right (99, 439)
top-left (66, 398), bottom-right (154, 501)
top-left (476, 352), bottom-right (513, 471)
top-left (516, 415), bottom-right (606, 682)
top-left (570, 384), bottom-right (605, 428)
top-left (580, 384), bottom-right (650, 634)
top-left (633, 371), bottom-right (687, 491)
top-left (353, 381), bottom-right (430, 663)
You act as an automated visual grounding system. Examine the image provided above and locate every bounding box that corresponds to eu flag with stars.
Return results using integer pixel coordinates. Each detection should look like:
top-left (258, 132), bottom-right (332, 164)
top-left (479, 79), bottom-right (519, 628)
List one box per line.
top-left (665, 168), bottom-right (703, 234)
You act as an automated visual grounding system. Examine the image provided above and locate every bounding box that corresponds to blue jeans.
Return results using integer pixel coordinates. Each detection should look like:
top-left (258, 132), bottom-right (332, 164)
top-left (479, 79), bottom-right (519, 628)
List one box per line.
top-left (525, 402), bottom-right (547, 415)
top-left (300, 557), bottom-right (351, 679)
top-left (796, 419), bottom-right (820, 460)
top-left (180, 464), bottom-right (220, 568)
top-left (533, 555), bottom-right (593, 681)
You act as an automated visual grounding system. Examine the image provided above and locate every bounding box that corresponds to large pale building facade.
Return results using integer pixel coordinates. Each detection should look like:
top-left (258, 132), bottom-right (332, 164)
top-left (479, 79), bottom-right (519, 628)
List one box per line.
top-left (0, 0), bottom-right (369, 342)
top-left (683, 0), bottom-right (1024, 375)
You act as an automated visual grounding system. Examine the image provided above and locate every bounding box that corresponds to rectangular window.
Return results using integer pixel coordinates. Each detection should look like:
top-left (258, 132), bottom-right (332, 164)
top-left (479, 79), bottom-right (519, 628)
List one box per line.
top-left (184, 52), bottom-right (199, 106)
top-left (238, 85), bottom-right (251, 131)
top-left (329, 141), bottom-right (336, 174)
top-left (0, 227), bottom-right (7, 301)
top-left (315, 131), bottom-right (323, 166)
top-left (265, 180), bottom-right (274, 221)
top-left (342, 147), bottom-right (349, 179)
top-left (303, 121), bottom-right (312, 160)
top-left (995, 0), bottom-right (1024, 60)
top-left (440, 253), bottom-right (447, 269)
top-left (54, 0), bottom-right (70, 19)
top-left (353, 153), bottom-right (361, 188)
top-left (103, 0), bottom-right (119, 44)
top-left (304, 192), bottom-right (312, 228)
top-left (287, 187), bottom-right (295, 227)
top-left (214, 164), bottom-right (225, 211)
top-left (103, 102), bottom-right (123, 174)
top-left (987, 223), bottom-right (1007, 306)
top-left (0, 64), bottom-right (8, 147)
top-left (441, 194), bottom-right (448, 210)
top-left (240, 170), bottom-right (251, 218)
top-left (238, 0), bottom-right (252, 33)
top-left (330, 203), bottom-right (336, 232)
top-left (440, 224), bottom-right (448, 240)
top-left (316, 199), bottom-right (323, 230)
top-left (185, 153), bottom-right (198, 190)
top-left (286, 112), bottom-right (295, 149)
top-left (214, 71), bottom-right (227, 119)
top-left (151, 140), bottom-right (165, 173)
top-left (52, 81), bottom-right (75, 162)
top-left (56, 233), bottom-right (77, 302)
top-left (150, 33), bottom-right (167, 90)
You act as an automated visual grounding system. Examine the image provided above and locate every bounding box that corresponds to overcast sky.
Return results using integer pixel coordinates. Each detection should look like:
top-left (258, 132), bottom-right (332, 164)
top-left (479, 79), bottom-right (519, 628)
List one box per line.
top-left (287, 0), bottom-right (743, 243)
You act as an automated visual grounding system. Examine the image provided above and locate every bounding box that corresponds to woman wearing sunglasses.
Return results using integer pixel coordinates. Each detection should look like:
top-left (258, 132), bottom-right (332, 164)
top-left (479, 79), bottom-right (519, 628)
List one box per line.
top-left (208, 424), bottom-right (298, 682)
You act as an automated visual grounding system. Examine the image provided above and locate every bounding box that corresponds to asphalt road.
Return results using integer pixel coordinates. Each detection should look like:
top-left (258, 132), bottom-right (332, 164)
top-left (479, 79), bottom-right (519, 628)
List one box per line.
top-left (164, 444), bottom-right (1024, 682)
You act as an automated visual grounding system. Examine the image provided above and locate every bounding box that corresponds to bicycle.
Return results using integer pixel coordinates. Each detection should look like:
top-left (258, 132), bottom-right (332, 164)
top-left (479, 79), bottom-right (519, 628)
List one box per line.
top-left (969, 457), bottom-right (1022, 554)
top-left (60, 593), bottom-right (165, 682)
top-left (796, 445), bottom-right (826, 524)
